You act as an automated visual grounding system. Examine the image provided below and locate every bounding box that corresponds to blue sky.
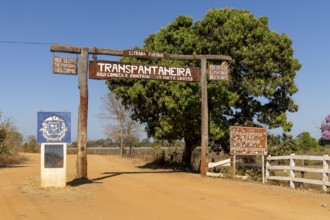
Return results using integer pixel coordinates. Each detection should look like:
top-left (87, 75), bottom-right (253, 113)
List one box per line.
top-left (0, 0), bottom-right (329, 141)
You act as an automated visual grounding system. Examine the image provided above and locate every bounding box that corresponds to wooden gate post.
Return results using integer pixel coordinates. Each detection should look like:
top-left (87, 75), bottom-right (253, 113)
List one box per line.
top-left (77, 48), bottom-right (89, 178)
top-left (50, 44), bottom-right (231, 178)
top-left (200, 57), bottom-right (208, 176)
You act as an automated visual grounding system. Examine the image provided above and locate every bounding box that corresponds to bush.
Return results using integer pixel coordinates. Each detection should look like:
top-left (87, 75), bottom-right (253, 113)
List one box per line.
top-left (0, 117), bottom-right (23, 155)
top-left (268, 133), bottom-right (297, 156)
top-left (268, 132), bottom-right (323, 156)
top-left (22, 135), bottom-right (39, 153)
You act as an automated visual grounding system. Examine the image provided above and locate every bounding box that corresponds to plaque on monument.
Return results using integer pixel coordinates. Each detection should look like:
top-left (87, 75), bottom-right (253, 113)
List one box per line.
top-left (44, 144), bottom-right (64, 168)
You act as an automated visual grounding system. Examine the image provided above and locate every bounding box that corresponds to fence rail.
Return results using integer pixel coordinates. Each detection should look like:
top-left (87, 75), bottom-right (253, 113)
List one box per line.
top-left (266, 154), bottom-right (330, 192)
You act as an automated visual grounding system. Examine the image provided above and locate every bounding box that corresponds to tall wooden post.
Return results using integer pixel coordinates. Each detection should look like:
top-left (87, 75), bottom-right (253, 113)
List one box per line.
top-left (200, 57), bottom-right (208, 176)
top-left (77, 48), bottom-right (89, 178)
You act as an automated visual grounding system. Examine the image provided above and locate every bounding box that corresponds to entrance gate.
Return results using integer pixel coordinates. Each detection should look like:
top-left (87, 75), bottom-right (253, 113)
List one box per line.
top-left (50, 44), bottom-right (231, 178)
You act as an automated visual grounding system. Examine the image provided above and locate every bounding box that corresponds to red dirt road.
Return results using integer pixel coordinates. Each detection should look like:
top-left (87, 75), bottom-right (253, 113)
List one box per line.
top-left (0, 153), bottom-right (329, 220)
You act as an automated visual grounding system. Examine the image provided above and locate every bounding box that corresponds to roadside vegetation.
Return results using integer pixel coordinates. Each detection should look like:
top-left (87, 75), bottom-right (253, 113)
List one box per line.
top-left (0, 112), bottom-right (27, 166)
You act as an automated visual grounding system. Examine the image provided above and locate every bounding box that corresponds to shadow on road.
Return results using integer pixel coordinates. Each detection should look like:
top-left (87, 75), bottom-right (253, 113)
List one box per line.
top-left (67, 177), bottom-right (100, 187)
top-left (67, 170), bottom-right (179, 186)
top-left (93, 170), bottom-right (180, 181)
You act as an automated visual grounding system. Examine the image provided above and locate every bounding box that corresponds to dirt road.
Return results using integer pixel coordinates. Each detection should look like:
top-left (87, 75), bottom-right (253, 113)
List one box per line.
top-left (0, 153), bottom-right (329, 220)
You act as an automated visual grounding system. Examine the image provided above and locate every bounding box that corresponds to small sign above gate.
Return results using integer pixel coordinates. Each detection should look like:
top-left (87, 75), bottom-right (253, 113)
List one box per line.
top-left (52, 56), bottom-right (78, 75)
top-left (123, 50), bottom-right (170, 59)
top-left (208, 62), bottom-right (229, 80)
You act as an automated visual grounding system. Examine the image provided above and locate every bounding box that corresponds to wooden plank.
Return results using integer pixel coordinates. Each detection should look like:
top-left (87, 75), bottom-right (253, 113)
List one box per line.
top-left (171, 54), bottom-right (232, 61)
top-left (268, 155), bottom-right (330, 161)
top-left (208, 159), bottom-right (231, 168)
top-left (291, 155), bottom-right (330, 161)
top-left (291, 166), bottom-right (329, 173)
top-left (50, 44), bottom-right (232, 61)
top-left (292, 177), bottom-right (324, 186)
top-left (266, 165), bottom-right (291, 170)
top-left (267, 155), bottom-right (292, 160)
top-left (206, 172), bottom-right (224, 178)
top-left (266, 176), bottom-right (291, 181)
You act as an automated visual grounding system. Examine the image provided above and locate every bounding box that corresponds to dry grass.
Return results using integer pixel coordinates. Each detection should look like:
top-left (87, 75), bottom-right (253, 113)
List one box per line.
top-left (0, 153), bottom-right (28, 167)
top-left (20, 177), bottom-right (94, 202)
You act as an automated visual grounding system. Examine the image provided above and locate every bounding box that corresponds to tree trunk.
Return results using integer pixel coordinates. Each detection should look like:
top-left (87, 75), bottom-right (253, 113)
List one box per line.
top-left (182, 138), bottom-right (198, 167)
top-left (120, 120), bottom-right (123, 156)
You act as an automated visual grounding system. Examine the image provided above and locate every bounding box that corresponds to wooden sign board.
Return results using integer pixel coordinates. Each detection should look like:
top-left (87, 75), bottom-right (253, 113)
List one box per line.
top-left (123, 50), bottom-right (170, 59)
top-left (52, 56), bottom-right (78, 75)
top-left (89, 60), bottom-right (201, 82)
top-left (230, 126), bottom-right (267, 155)
top-left (208, 62), bottom-right (229, 80)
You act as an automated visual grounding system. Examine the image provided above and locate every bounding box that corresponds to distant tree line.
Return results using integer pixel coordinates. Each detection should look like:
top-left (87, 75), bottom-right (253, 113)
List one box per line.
top-left (70, 138), bottom-right (184, 148)
top-left (268, 131), bottom-right (324, 156)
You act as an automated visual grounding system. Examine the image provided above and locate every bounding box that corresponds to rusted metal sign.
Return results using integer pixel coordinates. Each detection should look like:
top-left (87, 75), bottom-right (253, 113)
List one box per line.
top-left (230, 126), bottom-right (267, 155)
top-left (208, 62), bottom-right (229, 80)
top-left (89, 60), bottom-right (201, 82)
top-left (123, 50), bottom-right (170, 59)
top-left (52, 56), bottom-right (78, 75)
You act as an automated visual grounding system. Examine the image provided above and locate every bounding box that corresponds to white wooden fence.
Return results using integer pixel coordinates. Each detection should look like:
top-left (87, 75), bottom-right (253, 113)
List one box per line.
top-left (266, 154), bottom-right (330, 192)
top-left (206, 158), bottom-right (263, 180)
top-left (207, 158), bottom-right (231, 177)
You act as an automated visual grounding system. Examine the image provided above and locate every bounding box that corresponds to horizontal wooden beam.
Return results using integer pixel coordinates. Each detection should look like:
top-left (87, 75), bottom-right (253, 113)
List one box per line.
top-left (267, 155), bottom-right (330, 161)
top-left (50, 44), bottom-right (232, 61)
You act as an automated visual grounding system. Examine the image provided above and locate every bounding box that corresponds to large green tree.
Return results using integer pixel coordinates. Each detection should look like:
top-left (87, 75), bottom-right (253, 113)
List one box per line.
top-left (107, 9), bottom-right (301, 166)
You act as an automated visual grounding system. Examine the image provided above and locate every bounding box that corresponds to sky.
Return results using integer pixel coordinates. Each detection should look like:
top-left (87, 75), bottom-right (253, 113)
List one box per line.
top-left (0, 0), bottom-right (329, 142)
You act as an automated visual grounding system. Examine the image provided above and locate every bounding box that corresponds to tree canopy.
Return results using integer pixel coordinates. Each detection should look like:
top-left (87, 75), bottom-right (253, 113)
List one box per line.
top-left (106, 8), bottom-right (301, 166)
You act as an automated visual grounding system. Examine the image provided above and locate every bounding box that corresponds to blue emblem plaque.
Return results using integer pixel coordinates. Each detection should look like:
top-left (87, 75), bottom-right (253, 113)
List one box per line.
top-left (37, 112), bottom-right (71, 143)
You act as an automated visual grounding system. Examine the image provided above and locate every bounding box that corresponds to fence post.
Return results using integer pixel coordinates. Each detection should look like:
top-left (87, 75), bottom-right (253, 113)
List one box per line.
top-left (300, 159), bottom-right (305, 189)
top-left (232, 155), bottom-right (236, 179)
top-left (290, 154), bottom-right (295, 189)
top-left (265, 155), bottom-right (270, 183)
top-left (262, 155), bottom-right (265, 184)
top-left (323, 155), bottom-right (329, 192)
